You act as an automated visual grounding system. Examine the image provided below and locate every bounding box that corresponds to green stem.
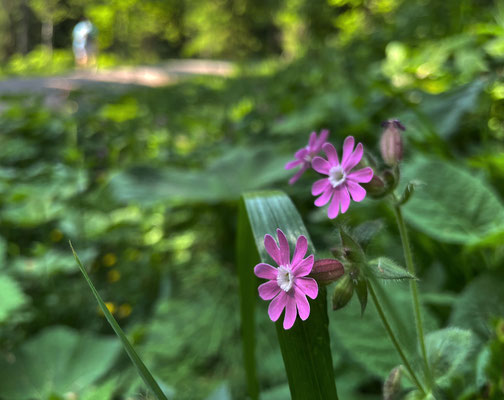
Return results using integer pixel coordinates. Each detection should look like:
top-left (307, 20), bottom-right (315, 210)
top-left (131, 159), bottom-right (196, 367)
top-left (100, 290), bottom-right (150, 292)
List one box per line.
top-left (391, 193), bottom-right (432, 386)
top-left (368, 282), bottom-right (426, 394)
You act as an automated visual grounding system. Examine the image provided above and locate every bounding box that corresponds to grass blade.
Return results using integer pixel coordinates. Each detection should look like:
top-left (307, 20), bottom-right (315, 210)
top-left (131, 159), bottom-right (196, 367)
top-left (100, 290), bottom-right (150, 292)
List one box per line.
top-left (70, 242), bottom-right (168, 400)
top-left (236, 200), bottom-right (260, 399)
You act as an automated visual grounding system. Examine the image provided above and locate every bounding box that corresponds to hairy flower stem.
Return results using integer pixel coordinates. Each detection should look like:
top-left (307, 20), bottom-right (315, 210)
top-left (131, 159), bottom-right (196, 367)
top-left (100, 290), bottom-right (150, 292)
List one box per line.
top-left (391, 194), bottom-right (432, 387)
top-left (368, 282), bottom-right (426, 394)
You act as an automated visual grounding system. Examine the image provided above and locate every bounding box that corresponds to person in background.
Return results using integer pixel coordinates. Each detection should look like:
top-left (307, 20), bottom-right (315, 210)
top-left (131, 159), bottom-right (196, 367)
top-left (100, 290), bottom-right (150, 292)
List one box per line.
top-left (72, 19), bottom-right (98, 68)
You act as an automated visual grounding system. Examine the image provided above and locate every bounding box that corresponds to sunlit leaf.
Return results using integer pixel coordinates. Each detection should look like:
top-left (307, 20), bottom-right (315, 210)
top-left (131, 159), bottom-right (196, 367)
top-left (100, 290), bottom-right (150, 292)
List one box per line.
top-left (0, 274), bottom-right (28, 323)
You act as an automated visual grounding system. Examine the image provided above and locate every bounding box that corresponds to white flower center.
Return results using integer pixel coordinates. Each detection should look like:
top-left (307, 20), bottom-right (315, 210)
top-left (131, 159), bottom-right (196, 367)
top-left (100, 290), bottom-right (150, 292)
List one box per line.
top-left (329, 165), bottom-right (346, 188)
top-left (304, 154), bottom-right (313, 163)
top-left (277, 265), bottom-right (294, 292)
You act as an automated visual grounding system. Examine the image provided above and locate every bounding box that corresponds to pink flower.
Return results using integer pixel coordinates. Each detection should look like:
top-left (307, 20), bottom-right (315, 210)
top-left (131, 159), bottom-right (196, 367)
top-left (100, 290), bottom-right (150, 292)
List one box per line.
top-left (254, 229), bottom-right (318, 330)
top-left (311, 136), bottom-right (374, 219)
top-left (285, 129), bottom-right (329, 184)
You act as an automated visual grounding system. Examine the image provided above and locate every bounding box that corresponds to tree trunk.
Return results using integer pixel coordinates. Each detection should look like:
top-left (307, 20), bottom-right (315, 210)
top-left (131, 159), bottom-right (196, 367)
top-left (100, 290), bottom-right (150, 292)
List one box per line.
top-left (42, 18), bottom-right (53, 54)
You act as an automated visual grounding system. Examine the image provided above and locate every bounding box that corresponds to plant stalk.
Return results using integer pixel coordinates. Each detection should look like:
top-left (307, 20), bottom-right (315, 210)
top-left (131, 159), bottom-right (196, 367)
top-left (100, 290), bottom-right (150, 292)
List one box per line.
top-left (368, 282), bottom-right (426, 394)
top-left (391, 193), bottom-right (432, 386)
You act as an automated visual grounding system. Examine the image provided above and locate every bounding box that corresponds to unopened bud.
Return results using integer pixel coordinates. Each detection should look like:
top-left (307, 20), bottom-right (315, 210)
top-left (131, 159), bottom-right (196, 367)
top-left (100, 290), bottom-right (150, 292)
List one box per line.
top-left (310, 259), bottom-right (345, 285)
top-left (383, 366), bottom-right (402, 400)
top-left (362, 174), bottom-right (387, 198)
top-left (332, 274), bottom-right (354, 311)
top-left (380, 119), bottom-right (405, 166)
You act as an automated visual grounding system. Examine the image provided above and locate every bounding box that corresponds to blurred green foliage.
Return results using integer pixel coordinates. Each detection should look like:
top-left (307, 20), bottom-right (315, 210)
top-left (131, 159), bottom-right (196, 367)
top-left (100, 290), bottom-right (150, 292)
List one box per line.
top-left (0, 0), bottom-right (503, 399)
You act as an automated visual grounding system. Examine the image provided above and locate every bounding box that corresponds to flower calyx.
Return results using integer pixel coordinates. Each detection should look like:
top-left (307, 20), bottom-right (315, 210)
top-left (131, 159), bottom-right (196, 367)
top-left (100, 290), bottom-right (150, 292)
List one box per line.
top-left (310, 258), bottom-right (345, 285)
top-left (330, 229), bottom-right (370, 315)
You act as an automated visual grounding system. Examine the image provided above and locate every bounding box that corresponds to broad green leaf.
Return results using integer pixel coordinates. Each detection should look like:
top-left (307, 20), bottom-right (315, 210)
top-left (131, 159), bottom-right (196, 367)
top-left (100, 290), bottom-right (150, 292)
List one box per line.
top-left (368, 257), bottom-right (417, 281)
top-left (0, 274), bottom-right (28, 323)
top-left (71, 244), bottom-right (168, 400)
top-left (425, 328), bottom-right (476, 389)
top-left (420, 79), bottom-right (486, 138)
top-left (401, 157), bottom-right (504, 244)
top-left (108, 146), bottom-right (291, 206)
top-left (449, 274), bottom-right (504, 340)
top-left (331, 281), bottom-right (437, 378)
top-left (238, 191), bottom-right (339, 400)
top-left (0, 326), bottom-right (121, 399)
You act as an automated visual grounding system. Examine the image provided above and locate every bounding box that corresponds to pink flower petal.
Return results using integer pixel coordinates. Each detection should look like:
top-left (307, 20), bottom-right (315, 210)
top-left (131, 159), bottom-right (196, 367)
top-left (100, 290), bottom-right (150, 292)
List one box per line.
top-left (340, 186), bottom-right (351, 214)
top-left (258, 280), bottom-right (281, 300)
top-left (341, 136), bottom-right (355, 168)
top-left (315, 129), bottom-right (329, 150)
top-left (328, 192), bottom-right (340, 219)
top-left (288, 164), bottom-right (309, 185)
top-left (285, 159), bottom-right (303, 170)
top-left (294, 148), bottom-right (308, 160)
top-left (314, 187), bottom-right (333, 207)
top-left (296, 277), bottom-right (318, 299)
top-left (312, 156), bottom-right (331, 175)
top-left (343, 143), bottom-right (363, 172)
top-left (347, 167), bottom-right (373, 183)
top-left (312, 178), bottom-right (330, 196)
top-left (322, 142), bottom-right (339, 166)
top-left (295, 290), bottom-right (310, 320)
top-left (264, 234), bottom-right (281, 265)
top-left (254, 263), bottom-right (278, 280)
top-left (308, 131), bottom-right (317, 148)
top-left (276, 229), bottom-right (290, 266)
top-left (268, 291), bottom-right (287, 322)
top-left (291, 235), bottom-right (308, 267)
top-left (292, 254), bottom-right (314, 277)
top-left (283, 294), bottom-right (297, 330)
top-left (346, 180), bottom-right (366, 202)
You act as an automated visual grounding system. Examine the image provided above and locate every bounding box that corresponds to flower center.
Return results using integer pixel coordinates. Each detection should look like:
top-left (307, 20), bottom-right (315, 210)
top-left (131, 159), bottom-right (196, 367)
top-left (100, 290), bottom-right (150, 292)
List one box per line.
top-left (277, 265), bottom-right (294, 292)
top-left (303, 147), bottom-right (313, 163)
top-left (329, 165), bottom-right (346, 188)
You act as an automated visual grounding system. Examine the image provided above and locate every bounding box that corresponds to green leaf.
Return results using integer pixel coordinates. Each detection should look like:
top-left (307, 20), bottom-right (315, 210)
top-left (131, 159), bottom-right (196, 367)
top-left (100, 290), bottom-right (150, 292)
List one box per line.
top-left (339, 228), bottom-right (366, 264)
top-left (238, 191), bottom-right (339, 400)
top-left (401, 157), bottom-right (504, 244)
top-left (109, 146), bottom-right (291, 206)
top-left (237, 199), bottom-right (260, 400)
top-left (0, 326), bottom-right (121, 399)
top-left (70, 243), bottom-right (168, 400)
top-left (368, 257), bottom-right (417, 281)
top-left (449, 274), bottom-right (504, 340)
top-left (420, 79), bottom-right (486, 138)
top-left (0, 274), bottom-right (28, 323)
top-left (425, 328), bottom-right (476, 389)
top-left (331, 282), bottom-right (437, 378)
top-left (354, 277), bottom-right (368, 316)
top-left (351, 220), bottom-right (384, 250)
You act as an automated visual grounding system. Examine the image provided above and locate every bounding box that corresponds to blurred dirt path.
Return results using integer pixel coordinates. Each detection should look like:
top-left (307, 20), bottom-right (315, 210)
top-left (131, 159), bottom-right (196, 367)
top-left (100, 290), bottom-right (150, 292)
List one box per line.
top-left (0, 60), bottom-right (234, 94)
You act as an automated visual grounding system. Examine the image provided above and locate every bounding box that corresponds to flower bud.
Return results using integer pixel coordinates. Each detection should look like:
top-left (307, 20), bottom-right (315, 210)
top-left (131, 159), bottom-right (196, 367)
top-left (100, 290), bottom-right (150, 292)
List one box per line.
top-left (380, 119), bottom-right (405, 166)
top-left (362, 174), bottom-right (387, 198)
top-left (310, 258), bottom-right (345, 285)
top-left (383, 366), bottom-right (402, 400)
top-left (332, 273), bottom-right (354, 311)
